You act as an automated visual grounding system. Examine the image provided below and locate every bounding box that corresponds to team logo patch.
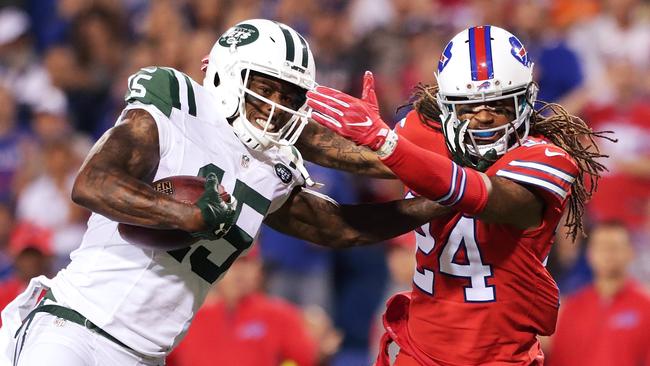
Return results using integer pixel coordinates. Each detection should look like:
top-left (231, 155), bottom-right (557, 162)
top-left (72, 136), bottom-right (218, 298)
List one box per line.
top-left (438, 41), bottom-right (453, 73)
top-left (274, 163), bottom-right (293, 184)
top-left (477, 81), bottom-right (491, 91)
top-left (509, 36), bottom-right (530, 66)
top-left (153, 180), bottom-right (174, 195)
top-left (218, 24), bottom-right (259, 47)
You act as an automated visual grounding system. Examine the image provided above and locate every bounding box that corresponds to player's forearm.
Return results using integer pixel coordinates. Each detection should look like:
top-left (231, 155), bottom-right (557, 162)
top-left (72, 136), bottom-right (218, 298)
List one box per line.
top-left (297, 121), bottom-right (395, 178)
top-left (265, 188), bottom-right (450, 248)
top-left (380, 136), bottom-right (490, 214)
top-left (333, 197), bottom-right (451, 247)
top-left (72, 167), bottom-right (204, 232)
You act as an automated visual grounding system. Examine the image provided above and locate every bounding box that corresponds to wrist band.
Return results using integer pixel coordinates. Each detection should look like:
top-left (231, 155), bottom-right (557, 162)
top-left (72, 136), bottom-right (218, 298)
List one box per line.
top-left (377, 130), bottom-right (399, 159)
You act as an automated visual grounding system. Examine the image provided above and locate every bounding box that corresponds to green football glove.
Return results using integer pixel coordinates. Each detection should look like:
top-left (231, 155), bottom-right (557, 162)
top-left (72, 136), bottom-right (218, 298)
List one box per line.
top-left (191, 173), bottom-right (237, 240)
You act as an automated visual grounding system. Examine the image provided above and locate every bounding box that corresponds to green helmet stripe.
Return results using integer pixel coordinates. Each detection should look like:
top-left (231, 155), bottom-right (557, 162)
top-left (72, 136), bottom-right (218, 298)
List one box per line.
top-left (297, 34), bottom-right (309, 68)
top-left (278, 25), bottom-right (295, 63)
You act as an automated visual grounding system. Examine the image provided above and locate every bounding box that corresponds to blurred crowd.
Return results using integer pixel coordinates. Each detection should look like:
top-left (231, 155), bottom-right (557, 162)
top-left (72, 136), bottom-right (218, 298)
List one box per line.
top-left (0, 0), bottom-right (648, 365)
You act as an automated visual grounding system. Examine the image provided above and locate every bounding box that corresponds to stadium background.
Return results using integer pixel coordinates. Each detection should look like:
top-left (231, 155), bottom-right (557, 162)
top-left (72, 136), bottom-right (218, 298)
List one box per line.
top-left (0, 0), bottom-right (648, 365)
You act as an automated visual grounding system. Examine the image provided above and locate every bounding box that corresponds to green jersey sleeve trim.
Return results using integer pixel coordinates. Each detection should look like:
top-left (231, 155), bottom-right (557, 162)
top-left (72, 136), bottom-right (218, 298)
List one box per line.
top-left (124, 67), bottom-right (182, 118)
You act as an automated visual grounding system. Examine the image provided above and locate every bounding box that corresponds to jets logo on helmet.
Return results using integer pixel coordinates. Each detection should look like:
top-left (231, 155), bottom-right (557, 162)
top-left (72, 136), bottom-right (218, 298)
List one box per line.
top-left (218, 24), bottom-right (259, 47)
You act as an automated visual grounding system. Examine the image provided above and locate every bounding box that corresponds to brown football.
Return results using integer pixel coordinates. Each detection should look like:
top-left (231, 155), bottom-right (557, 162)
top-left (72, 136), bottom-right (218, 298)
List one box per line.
top-left (117, 175), bottom-right (226, 251)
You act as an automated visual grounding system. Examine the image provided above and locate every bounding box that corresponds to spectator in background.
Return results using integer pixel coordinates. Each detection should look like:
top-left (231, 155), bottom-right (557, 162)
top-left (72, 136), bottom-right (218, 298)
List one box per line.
top-left (0, 85), bottom-right (35, 202)
top-left (578, 58), bottom-right (650, 283)
top-left (0, 221), bottom-right (53, 325)
top-left (549, 222), bottom-right (650, 366)
top-left (0, 202), bottom-right (15, 281)
top-left (568, 0), bottom-right (650, 104)
top-left (15, 140), bottom-right (87, 269)
top-left (0, 7), bottom-right (65, 124)
top-left (351, 0), bottom-right (438, 118)
top-left (30, 94), bottom-right (92, 163)
top-left (43, 3), bottom-right (125, 137)
top-left (167, 249), bottom-right (319, 366)
top-left (511, 0), bottom-right (584, 104)
top-left (309, 6), bottom-right (355, 92)
top-left (581, 59), bottom-right (650, 232)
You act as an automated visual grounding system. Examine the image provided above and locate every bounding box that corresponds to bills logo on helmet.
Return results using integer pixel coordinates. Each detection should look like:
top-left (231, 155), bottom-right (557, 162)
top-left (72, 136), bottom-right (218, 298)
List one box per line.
top-left (218, 24), bottom-right (259, 47)
top-left (438, 41), bottom-right (453, 73)
top-left (509, 36), bottom-right (530, 66)
top-left (477, 81), bottom-right (491, 91)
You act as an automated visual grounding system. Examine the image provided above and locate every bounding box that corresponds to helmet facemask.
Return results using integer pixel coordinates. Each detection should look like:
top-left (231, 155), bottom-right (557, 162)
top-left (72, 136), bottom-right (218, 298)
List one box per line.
top-left (438, 83), bottom-right (538, 171)
top-left (232, 68), bottom-right (311, 151)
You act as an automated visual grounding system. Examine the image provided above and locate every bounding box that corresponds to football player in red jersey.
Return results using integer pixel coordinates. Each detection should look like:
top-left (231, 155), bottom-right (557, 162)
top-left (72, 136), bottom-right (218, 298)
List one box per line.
top-left (304, 26), bottom-right (610, 366)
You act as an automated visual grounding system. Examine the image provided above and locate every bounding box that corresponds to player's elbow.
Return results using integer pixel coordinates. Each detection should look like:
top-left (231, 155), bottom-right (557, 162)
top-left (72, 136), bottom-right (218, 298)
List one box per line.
top-left (71, 170), bottom-right (99, 209)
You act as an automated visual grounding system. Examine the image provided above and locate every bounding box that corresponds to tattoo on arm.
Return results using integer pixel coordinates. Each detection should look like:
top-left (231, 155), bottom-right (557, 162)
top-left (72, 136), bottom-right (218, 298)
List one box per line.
top-left (296, 122), bottom-right (395, 179)
top-left (71, 109), bottom-right (203, 232)
top-left (264, 188), bottom-right (452, 248)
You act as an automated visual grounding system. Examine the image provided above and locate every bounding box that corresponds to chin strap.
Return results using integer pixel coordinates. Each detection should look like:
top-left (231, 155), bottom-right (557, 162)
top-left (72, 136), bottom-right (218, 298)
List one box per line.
top-left (441, 114), bottom-right (497, 172)
top-left (280, 146), bottom-right (322, 188)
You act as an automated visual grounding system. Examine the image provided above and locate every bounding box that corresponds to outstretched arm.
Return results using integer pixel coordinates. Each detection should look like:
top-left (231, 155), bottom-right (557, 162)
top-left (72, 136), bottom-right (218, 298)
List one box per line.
top-left (71, 109), bottom-right (206, 232)
top-left (296, 120), bottom-right (395, 178)
top-left (263, 188), bottom-right (451, 249)
top-left (307, 76), bottom-right (547, 231)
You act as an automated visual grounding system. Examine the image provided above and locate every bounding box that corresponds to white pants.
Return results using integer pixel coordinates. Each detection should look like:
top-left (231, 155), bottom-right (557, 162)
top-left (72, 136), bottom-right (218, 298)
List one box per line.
top-left (12, 312), bottom-right (164, 366)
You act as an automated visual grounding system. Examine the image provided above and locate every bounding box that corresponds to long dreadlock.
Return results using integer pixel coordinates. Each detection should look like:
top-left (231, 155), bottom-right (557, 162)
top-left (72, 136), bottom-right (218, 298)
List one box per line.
top-left (408, 83), bottom-right (614, 241)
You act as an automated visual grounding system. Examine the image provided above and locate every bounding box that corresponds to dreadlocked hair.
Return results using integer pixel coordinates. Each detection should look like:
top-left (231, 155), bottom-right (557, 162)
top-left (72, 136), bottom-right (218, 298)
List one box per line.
top-left (409, 83), bottom-right (615, 241)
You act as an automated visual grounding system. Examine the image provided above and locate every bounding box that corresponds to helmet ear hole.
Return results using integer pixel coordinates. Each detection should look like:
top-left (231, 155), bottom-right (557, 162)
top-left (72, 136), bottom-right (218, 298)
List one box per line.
top-left (213, 73), bottom-right (220, 87)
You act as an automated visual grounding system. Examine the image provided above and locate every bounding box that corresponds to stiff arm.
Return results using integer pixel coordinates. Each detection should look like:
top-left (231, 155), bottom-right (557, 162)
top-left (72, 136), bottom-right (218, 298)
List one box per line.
top-left (264, 188), bottom-right (452, 249)
top-left (296, 121), bottom-right (395, 179)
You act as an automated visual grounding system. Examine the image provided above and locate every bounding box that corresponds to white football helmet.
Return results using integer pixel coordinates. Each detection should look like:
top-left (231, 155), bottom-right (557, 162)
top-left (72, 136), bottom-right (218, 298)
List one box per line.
top-left (204, 19), bottom-right (316, 151)
top-left (435, 25), bottom-right (538, 170)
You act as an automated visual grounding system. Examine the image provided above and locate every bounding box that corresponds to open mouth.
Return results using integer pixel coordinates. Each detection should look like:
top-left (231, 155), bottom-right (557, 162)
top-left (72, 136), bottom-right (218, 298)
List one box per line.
top-left (254, 117), bottom-right (278, 132)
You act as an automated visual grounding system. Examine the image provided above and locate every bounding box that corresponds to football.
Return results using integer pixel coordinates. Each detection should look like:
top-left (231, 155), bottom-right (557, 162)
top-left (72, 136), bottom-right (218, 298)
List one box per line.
top-left (118, 175), bottom-right (228, 251)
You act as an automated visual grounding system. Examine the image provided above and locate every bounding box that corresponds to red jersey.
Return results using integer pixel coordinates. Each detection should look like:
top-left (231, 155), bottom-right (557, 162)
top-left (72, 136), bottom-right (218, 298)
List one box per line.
top-left (549, 280), bottom-right (650, 366)
top-left (167, 293), bottom-right (317, 366)
top-left (393, 111), bottom-right (578, 365)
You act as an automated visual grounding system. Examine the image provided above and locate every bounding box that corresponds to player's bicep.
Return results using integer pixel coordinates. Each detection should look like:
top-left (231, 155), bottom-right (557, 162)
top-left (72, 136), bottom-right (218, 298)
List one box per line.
top-left (478, 176), bottom-right (544, 229)
top-left (481, 150), bottom-right (579, 229)
top-left (75, 109), bottom-right (160, 188)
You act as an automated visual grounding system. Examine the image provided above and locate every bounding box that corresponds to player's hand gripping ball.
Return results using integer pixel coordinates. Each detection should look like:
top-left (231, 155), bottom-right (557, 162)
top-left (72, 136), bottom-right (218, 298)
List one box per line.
top-left (118, 175), bottom-right (236, 250)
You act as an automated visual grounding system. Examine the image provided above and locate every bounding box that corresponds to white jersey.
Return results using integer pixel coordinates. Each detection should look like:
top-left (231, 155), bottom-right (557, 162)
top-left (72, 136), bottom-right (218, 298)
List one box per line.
top-left (50, 67), bottom-right (306, 357)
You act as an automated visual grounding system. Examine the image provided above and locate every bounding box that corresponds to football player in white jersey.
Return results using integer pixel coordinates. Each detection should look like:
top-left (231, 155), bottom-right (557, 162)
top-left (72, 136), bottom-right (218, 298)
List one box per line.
top-left (0, 19), bottom-right (450, 366)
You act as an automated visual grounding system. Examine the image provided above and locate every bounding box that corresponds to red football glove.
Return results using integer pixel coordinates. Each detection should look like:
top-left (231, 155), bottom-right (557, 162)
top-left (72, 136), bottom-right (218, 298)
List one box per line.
top-left (307, 71), bottom-right (391, 151)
